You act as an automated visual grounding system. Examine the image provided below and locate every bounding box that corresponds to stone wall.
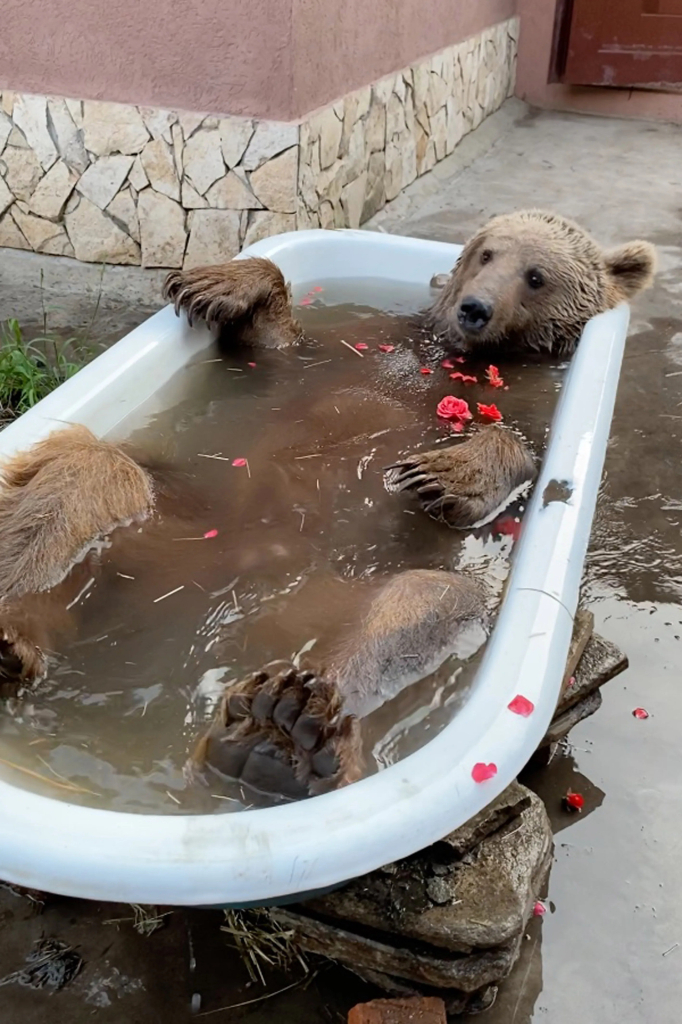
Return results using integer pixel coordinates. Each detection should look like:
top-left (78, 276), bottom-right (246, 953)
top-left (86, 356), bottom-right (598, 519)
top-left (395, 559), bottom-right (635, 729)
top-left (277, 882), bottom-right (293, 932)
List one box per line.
top-left (0, 17), bottom-right (518, 270)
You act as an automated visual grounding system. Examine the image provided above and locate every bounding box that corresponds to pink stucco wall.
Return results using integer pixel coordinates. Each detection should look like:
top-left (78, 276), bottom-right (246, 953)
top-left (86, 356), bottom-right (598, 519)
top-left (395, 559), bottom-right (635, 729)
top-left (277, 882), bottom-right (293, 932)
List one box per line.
top-left (0, 0), bottom-right (292, 120)
top-left (515, 0), bottom-right (682, 124)
top-left (291, 0), bottom-right (516, 116)
top-left (0, 0), bottom-right (515, 121)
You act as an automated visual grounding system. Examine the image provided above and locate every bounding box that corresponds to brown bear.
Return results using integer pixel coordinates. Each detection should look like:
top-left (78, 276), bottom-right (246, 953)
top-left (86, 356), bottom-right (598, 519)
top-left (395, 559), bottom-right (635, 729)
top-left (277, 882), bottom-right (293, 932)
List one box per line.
top-left (385, 424), bottom-right (537, 530)
top-left (0, 210), bottom-right (656, 802)
top-left (424, 209), bottom-right (656, 357)
top-left (187, 569), bottom-right (490, 801)
top-left (163, 209), bottom-right (656, 359)
top-left (164, 256), bottom-right (301, 349)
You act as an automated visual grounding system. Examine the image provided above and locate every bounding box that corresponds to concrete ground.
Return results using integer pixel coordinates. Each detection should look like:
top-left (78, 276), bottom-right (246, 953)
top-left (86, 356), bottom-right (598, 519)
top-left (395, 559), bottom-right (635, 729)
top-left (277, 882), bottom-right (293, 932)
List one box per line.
top-left (1, 101), bottom-right (681, 1022)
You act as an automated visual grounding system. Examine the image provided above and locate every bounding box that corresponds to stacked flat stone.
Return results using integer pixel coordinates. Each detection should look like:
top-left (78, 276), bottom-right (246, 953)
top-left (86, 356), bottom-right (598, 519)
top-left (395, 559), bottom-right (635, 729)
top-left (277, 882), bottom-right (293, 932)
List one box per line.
top-left (268, 626), bottom-right (627, 1015)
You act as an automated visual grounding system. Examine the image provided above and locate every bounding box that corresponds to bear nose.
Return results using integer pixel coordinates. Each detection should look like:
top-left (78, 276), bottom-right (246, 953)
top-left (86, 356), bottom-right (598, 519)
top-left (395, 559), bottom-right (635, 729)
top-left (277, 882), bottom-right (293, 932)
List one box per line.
top-left (458, 297), bottom-right (493, 331)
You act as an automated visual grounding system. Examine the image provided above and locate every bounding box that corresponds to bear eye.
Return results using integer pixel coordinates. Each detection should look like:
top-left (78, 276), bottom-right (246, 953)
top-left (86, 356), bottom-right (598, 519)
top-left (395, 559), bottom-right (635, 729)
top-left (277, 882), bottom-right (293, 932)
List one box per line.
top-left (526, 268), bottom-right (545, 290)
top-left (480, 249), bottom-right (493, 265)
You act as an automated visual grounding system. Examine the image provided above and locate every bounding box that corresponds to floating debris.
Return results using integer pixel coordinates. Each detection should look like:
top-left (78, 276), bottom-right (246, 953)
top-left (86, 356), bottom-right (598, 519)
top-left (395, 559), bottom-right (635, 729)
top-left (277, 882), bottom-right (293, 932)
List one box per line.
top-left (471, 762), bottom-right (498, 783)
top-left (563, 790), bottom-right (585, 812)
top-left (508, 695), bottom-right (535, 717)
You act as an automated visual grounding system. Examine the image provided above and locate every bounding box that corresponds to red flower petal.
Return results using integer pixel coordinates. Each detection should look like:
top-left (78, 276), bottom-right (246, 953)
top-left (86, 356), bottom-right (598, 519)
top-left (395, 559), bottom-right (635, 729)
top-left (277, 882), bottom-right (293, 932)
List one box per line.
top-left (472, 762), bottom-right (498, 783)
top-left (485, 366), bottom-right (505, 388)
top-left (355, 342), bottom-right (369, 351)
top-left (203, 529), bottom-right (219, 539)
top-left (495, 516), bottom-right (521, 540)
top-left (441, 359), bottom-right (455, 369)
top-left (312, 286), bottom-right (323, 292)
top-left (299, 297), bottom-right (312, 306)
top-left (564, 790), bottom-right (585, 812)
top-left (455, 356), bottom-right (466, 364)
top-left (477, 402), bottom-right (502, 423)
top-left (248, 362), bottom-right (257, 368)
top-left (508, 694), bottom-right (535, 717)
top-left (420, 367), bottom-right (434, 375)
top-left (633, 707), bottom-right (649, 719)
top-left (378, 344), bottom-right (395, 353)
top-left (449, 372), bottom-right (478, 384)
top-left (437, 396), bottom-right (472, 422)
top-left (232, 458), bottom-right (248, 467)
top-left (451, 422), bottom-right (465, 433)
top-left (533, 901), bottom-right (547, 917)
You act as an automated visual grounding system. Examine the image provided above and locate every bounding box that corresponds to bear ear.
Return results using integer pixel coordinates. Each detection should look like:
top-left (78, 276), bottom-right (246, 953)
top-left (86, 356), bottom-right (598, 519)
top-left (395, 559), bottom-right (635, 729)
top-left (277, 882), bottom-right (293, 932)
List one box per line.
top-left (604, 241), bottom-right (657, 301)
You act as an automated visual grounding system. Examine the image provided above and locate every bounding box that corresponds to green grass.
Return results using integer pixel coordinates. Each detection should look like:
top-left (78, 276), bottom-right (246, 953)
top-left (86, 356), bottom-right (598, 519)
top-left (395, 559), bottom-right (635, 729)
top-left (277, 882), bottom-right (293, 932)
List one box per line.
top-left (0, 318), bottom-right (92, 421)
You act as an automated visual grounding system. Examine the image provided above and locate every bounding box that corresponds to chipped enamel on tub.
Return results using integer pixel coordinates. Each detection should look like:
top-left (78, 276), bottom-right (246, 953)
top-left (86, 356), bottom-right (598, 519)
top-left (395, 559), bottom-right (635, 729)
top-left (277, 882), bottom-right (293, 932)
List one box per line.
top-left (0, 230), bottom-right (630, 905)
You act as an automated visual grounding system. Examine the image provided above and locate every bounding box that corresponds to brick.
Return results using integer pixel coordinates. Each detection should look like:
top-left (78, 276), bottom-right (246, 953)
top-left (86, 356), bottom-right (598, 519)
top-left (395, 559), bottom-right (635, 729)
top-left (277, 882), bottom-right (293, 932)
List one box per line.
top-left (348, 996), bottom-right (446, 1024)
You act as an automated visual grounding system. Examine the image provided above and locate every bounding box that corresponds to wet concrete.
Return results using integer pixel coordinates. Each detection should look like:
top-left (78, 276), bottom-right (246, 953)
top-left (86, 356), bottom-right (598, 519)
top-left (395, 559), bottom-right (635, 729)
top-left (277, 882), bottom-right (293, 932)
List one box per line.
top-left (0, 247), bottom-right (164, 346)
top-left (1, 102), bottom-right (681, 1022)
top-left (370, 103), bottom-right (682, 1023)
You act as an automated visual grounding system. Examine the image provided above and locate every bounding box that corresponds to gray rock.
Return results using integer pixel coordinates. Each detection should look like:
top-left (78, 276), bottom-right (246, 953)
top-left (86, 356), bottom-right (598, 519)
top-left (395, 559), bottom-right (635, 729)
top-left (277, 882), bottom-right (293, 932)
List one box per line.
top-left (242, 210), bottom-right (295, 249)
top-left (140, 138), bottom-right (179, 201)
top-left (361, 150), bottom-right (386, 222)
top-left (139, 107), bottom-right (177, 144)
top-left (0, 111), bottom-right (14, 154)
top-left (107, 187), bottom-right (140, 243)
top-left (77, 155), bottom-right (134, 210)
top-left (13, 94), bottom-right (57, 170)
top-left (205, 170), bottom-right (262, 210)
top-left (11, 205), bottom-right (68, 252)
top-left (47, 99), bottom-right (89, 174)
top-left (0, 176), bottom-right (12, 217)
top-left (341, 171), bottom-right (367, 229)
top-left (271, 906), bottom-right (525, 993)
top-left (249, 147), bottom-right (297, 213)
top-left (181, 180), bottom-right (208, 209)
top-left (82, 100), bottom-right (150, 156)
top-left (241, 121), bottom-right (298, 172)
top-left (65, 195), bottom-right (140, 264)
top-left (184, 208), bottom-right (240, 268)
top-left (302, 786), bottom-right (552, 954)
top-left (183, 129), bottom-right (225, 196)
top-left (219, 117), bottom-right (254, 169)
top-left (138, 189), bottom-right (186, 268)
top-left (2, 146), bottom-right (43, 202)
top-left (0, 212), bottom-right (29, 250)
top-left (28, 160), bottom-right (77, 220)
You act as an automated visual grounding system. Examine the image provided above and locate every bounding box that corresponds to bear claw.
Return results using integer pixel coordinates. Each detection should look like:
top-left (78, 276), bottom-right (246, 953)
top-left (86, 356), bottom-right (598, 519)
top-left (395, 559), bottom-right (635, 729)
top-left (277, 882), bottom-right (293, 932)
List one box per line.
top-left (385, 427), bottom-right (536, 530)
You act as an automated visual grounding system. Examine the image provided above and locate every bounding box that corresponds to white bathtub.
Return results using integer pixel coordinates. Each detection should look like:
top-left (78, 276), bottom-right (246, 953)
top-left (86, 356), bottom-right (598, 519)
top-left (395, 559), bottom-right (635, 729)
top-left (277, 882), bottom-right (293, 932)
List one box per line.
top-left (0, 230), bottom-right (629, 905)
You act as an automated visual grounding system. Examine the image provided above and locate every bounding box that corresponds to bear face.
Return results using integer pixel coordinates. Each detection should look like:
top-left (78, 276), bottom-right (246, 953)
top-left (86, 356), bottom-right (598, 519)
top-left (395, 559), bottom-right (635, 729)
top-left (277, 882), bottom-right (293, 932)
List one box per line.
top-left (424, 210), bottom-right (656, 357)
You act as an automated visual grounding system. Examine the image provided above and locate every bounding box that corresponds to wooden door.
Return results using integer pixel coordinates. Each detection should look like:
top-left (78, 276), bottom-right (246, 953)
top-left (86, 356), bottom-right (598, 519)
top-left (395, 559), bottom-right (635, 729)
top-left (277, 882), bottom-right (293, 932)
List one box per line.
top-left (559, 0), bottom-right (682, 88)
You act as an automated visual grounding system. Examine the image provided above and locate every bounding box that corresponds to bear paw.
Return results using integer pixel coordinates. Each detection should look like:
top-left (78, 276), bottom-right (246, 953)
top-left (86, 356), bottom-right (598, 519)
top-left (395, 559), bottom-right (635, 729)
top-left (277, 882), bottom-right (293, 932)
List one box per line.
top-left (163, 257), bottom-right (300, 347)
top-left (187, 663), bottom-right (362, 801)
top-left (385, 426), bottom-right (535, 529)
top-left (0, 624), bottom-right (46, 691)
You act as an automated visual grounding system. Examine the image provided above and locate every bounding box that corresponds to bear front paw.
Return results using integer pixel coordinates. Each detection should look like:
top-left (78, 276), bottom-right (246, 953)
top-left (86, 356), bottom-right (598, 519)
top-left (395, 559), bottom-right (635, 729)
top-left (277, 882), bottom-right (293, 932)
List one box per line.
top-left (163, 257), bottom-right (300, 347)
top-left (385, 427), bottom-right (535, 529)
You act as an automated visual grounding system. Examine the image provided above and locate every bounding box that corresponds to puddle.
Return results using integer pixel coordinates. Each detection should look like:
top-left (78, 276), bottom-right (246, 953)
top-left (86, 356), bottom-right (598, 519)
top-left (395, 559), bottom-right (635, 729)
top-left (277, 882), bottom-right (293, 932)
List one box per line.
top-left (0, 278), bottom-right (568, 813)
top-left (542, 479), bottom-right (573, 506)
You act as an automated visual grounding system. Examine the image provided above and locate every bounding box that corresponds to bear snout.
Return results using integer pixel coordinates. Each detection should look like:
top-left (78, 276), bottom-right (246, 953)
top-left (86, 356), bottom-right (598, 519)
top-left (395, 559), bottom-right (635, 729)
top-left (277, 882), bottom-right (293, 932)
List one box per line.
top-left (457, 296), bottom-right (493, 332)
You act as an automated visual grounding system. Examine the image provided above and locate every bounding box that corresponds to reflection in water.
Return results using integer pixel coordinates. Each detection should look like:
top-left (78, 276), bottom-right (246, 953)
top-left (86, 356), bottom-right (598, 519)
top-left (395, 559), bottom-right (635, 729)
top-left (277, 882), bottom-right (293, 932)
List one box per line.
top-left (0, 279), bottom-right (566, 813)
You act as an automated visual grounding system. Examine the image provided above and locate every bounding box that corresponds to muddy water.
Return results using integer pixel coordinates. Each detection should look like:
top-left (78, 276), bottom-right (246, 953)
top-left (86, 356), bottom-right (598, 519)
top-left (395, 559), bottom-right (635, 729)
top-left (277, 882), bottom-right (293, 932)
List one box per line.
top-left (0, 280), bottom-right (566, 813)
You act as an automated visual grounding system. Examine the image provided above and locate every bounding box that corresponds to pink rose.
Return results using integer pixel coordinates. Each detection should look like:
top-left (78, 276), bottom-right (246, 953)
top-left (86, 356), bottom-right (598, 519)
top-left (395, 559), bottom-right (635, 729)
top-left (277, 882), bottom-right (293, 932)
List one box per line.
top-left (436, 395), bottom-right (472, 422)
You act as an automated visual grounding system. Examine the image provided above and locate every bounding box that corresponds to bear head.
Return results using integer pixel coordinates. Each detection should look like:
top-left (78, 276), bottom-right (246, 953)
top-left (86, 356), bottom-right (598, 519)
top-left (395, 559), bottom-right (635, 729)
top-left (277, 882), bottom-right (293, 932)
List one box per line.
top-left (424, 210), bottom-right (656, 357)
